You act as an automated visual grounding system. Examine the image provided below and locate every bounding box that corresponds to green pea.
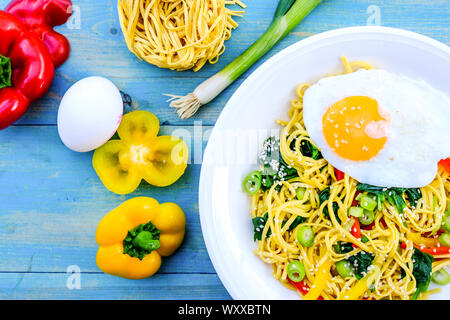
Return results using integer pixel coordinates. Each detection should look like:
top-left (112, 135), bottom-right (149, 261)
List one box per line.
top-left (297, 226), bottom-right (315, 247)
top-left (287, 260), bottom-right (306, 282)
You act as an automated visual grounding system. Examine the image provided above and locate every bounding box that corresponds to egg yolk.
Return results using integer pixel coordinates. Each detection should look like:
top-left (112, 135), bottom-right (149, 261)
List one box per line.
top-left (322, 96), bottom-right (389, 161)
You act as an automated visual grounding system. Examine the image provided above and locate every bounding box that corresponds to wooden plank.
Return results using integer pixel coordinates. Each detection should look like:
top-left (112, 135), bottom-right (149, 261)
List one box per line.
top-left (0, 126), bottom-right (215, 274)
top-left (0, 0), bottom-right (447, 126)
top-left (0, 273), bottom-right (230, 299)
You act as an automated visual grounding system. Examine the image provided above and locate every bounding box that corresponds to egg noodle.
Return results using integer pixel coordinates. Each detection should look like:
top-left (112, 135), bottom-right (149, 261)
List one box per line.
top-left (118, 0), bottom-right (245, 71)
top-left (250, 57), bottom-right (450, 300)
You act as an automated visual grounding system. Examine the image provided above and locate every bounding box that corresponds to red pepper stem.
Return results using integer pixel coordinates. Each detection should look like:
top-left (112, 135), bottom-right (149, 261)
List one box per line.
top-left (0, 54), bottom-right (12, 89)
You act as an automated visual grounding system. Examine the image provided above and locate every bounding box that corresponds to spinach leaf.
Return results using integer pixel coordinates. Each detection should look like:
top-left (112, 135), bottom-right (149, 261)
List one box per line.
top-left (289, 138), bottom-right (323, 160)
top-left (347, 251), bottom-right (375, 280)
top-left (252, 212), bottom-right (271, 241)
top-left (405, 188), bottom-right (422, 208)
top-left (252, 211), bottom-right (306, 241)
top-left (333, 241), bottom-right (354, 254)
top-left (282, 216), bottom-right (306, 231)
top-left (319, 187), bottom-right (340, 224)
top-left (260, 137), bottom-right (299, 191)
top-left (411, 248), bottom-right (434, 300)
top-left (356, 183), bottom-right (422, 213)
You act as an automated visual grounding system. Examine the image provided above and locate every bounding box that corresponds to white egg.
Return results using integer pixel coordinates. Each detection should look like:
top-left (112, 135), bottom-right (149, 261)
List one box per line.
top-left (57, 77), bottom-right (124, 152)
top-left (303, 69), bottom-right (450, 188)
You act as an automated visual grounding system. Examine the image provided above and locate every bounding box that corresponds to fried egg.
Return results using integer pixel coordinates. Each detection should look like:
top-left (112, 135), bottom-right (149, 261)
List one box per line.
top-left (303, 69), bottom-right (450, 188)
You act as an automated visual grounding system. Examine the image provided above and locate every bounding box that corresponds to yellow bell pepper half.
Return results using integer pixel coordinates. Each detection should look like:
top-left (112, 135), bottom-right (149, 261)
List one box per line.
top-left (95, 197), bottom-right (186, 280)
top-left (93, 110), bottom-right (189, 194)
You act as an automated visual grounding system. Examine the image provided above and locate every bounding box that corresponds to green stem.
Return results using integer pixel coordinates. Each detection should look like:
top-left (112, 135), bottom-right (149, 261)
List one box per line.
top-left (132, 231), bottom-right (160, 251)
top-left (0, 54), bottom-right (12, 89)
top-left (123, 221), bottom-right (161, 260)
top-left (222, 0), bottom-right (322, 82)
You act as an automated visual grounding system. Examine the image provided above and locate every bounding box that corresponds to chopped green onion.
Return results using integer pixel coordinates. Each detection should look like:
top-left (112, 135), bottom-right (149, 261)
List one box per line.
top-left (431, 269), bottom-right (450, 286)
top-left (336, 260), bottom-right (353, 278)
top-left (358, 195), bottom-right (377, 211)
top-left (442, 214), bottom-right (450, 232)
top-left (361, 235), bottom-right (369, 243)
top-left (439, 233), bottom-right (450, 247)
top-left (243, 171), bottom-right (262, 195)
top-left (297, 225), bottom-right (315, 247)
top-left (296, 187), bottom-right (307, 200)
top-left (348, 206), bottom-right (363, 218)
top-left (166, 0), bottom-right (323, 118)
top-left (287, 260), bottom-right (306, 282)
top-left (359, 210), bottom-right (375, 226)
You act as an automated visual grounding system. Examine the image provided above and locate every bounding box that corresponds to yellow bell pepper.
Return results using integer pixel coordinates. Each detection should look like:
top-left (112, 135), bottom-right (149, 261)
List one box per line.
top-left (95, 197), bottom-right (186, 279)
top-left (93, 110), bottom-right (189, 194)
top-left (340, 258), bottom-right (382, 300)
top-left (407, 232), bottom-right (440, 248)
top-left (303, 258), bottom-right (332, 300)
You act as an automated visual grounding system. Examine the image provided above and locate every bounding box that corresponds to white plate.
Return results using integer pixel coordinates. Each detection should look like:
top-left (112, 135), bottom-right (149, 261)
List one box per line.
top-left (199, 26), bottom-right (450, 300)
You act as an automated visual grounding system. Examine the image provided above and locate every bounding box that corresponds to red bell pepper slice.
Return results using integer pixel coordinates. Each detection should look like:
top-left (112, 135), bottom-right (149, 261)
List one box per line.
top-left (438, 158), bottom-right (450, 174)
top-left (351, 218), bottom-right (361, 248)
top-left (415, 246), bottom-right (450, 256)
top-left (0, 11), bottom-right (54, 129)
top-left (335, 168), bottom-right (345, 181)
top-left (6, 0), bottom-right (72, 67)
top-left (400, 242), bottom-right (450, 256)
top-left (288, 278), bottom-right (324, 300)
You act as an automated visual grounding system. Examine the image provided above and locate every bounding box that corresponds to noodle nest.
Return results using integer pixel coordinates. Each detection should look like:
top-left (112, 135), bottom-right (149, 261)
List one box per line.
top-left (118, 0), bottom-right (245, 71)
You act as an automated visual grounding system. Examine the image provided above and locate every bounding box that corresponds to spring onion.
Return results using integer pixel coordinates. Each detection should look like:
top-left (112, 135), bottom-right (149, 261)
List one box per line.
top-left (431, 269), bottom-right (450, 286)
top-left (287, 260), bottom-right (306, 282)
top-left (166, 0), bottom-right (323, 118)
top-left (296, 187), bottom-right (307, 200)
top-left (439, 233), bottom-right (450, 247)
top-left (348, 206), bottom-right (363, 218)
top-left (357, 194), bottom-right (377, 211)
top-left (297, 225), bottom-right (315, 247)
top-left (359, 210), bottom-right (375, 226)
top-left (243, 171), bottom-right (262, 195)
top-left (442, 212), bottom-right (450, 232)
top-left (336, 260), bottom-right (353, 278)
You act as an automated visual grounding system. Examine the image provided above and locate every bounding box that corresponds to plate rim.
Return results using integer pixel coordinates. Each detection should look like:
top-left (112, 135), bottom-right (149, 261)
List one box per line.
top-left (199, 26), bottom-right (450, 300)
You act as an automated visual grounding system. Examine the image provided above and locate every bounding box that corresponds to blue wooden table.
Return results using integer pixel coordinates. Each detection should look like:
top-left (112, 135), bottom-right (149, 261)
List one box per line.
top-left (0, 0), bottom-right (448, 300)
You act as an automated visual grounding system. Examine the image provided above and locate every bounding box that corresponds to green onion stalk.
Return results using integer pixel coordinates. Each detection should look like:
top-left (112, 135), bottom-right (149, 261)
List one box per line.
top-left (166, 0), bottom-right (323, 119)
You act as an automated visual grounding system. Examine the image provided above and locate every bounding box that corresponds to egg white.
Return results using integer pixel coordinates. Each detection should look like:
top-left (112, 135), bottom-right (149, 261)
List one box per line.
top-left (303, 69), bottom-right (450, 188)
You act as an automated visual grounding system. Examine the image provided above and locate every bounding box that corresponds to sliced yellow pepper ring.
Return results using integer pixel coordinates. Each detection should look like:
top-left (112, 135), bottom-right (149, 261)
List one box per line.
top-left (93, 110), bottom-right (188, 194)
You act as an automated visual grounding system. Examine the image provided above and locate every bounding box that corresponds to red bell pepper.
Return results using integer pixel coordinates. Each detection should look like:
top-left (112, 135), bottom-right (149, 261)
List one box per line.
top-left (288, 278), bottom-right (324, 300)
top-left (6, 0), bottom-right (72, 68)
top-left (418, 246), bottom-right (450, 255)
top-left (0, 11), bottom-right (54, 129)
top-left (439, 158), bottom-right (450, 174)
top-left (0, 0), bottom-right (72, 129)
top-left (351, 218), bottom-right (361, 248)
top-left (335, 168), bottom-right (345, 181)
top-left (400, 241), bottom-right (450, 256)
